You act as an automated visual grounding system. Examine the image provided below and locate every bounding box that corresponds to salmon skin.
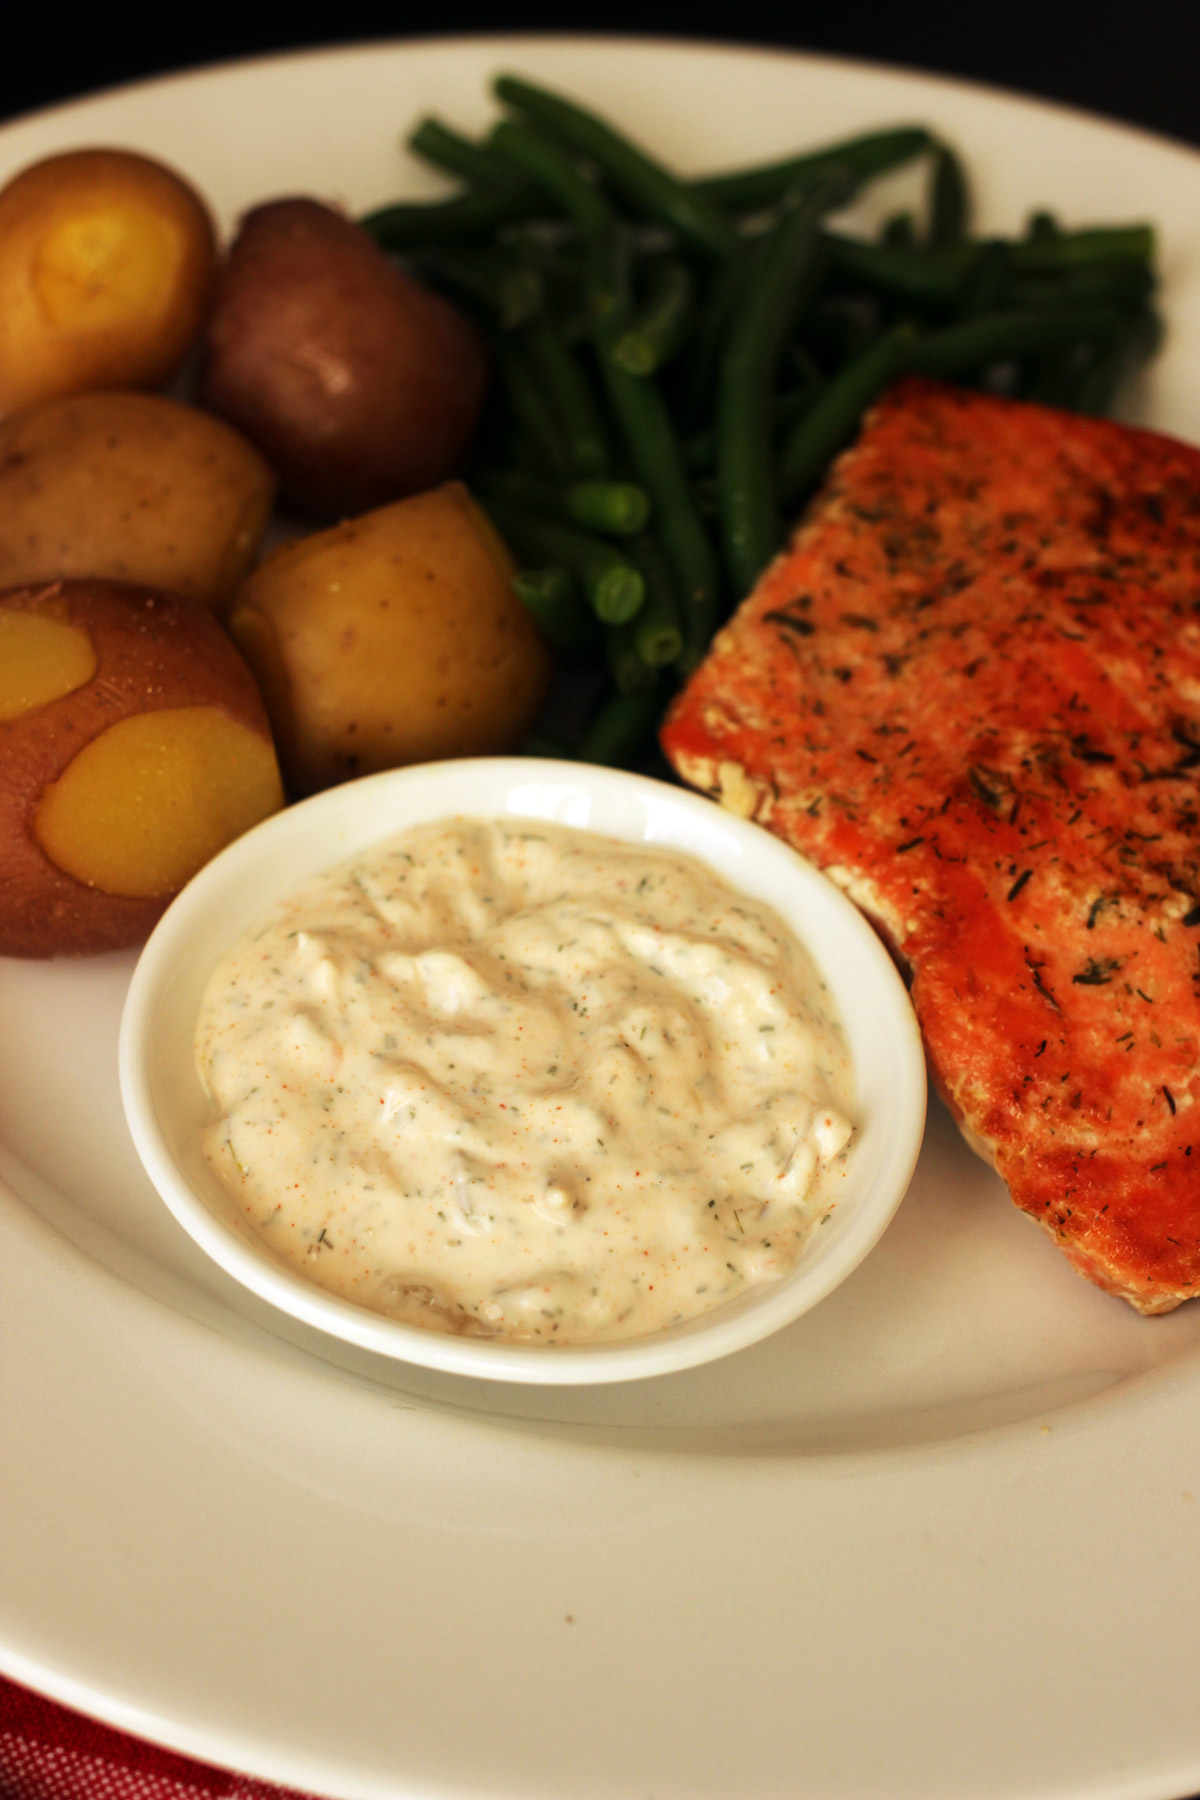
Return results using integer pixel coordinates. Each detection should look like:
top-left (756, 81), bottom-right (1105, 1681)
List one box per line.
top-left (661, 377), bottom-right (1200, 1313)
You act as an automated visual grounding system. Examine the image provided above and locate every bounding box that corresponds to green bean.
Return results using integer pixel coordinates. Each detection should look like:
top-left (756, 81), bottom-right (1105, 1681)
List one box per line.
top-left (592, 563), bottom-right (644, 626)
top-left (503, 229), bottom-right (594, 336)
top-left (495, 343), bottom-right (569, 474)
top-left (577, 685), bottom-right (664, 768)
top-left (360, 183), bottom-right (541, 248)
top-left (408, 116), bottom-right (527, 188)
top-left (610, 257), bottom-right (695, 375)
top-left (565, 478), bottom-right (650, 534)
top-left (412, 246), bottom-right (543, 328)
top-left (522, 320), bottom-right (611, 476)
top-left (626, 533), bottom-right (684, 669)
top-left (571, 200), bottom-right (722, 663)
top-left (905, 306), bottom-right (1126, 377)
top-left (716, 179), bottom-right (838, 594)
top-left (493, 73), bottom-right (739, 259)
top-left (683, 383), bottom-right (822, 475)
top-left (693, 125), bottom-right (933, 213)
top-left (488, 116), bottom-right (610, 237)
top-left (1069, 347), bottom-right (1129, 416)
top-left (1008, 224), bottom-right (1155, 272)
top-left (1006, 262), bottom-right (1156, 311)
top-left (487, 117), bottom-right (626, 324)
top-left (1024, 345), bottom-right (1090, 407)
top-left (606, 619), bottom-right (659, 693)
top-left (595, 338), bottom-right (720, 669)
top-left (670, 252), bottom-right (754, 434)
top-left (1072, 308), bottom-right (1162, 413)
top-left (682, 423), bottom-right (715, 473)
top-left (781, 339), bottom-right (825, 395)
top-left (821, 232), bottom-right (980, 304)
top-left (482, 467), bottom-right (650, 535)
top-left (484, 501), bottom-right (644, 624)
top-left (953, 239), bottom-right (1010, 318)
top-left (554, 475), bottom-right (647, 534)
top-left (778, 322), bottom-right (914, 504)
top-left (802, 292), bottom-right (889, 366)
top-left (880, 211), bottom-right (917, 248)
top-left (479, 466), bottom-right (568, 512)
top-left (928, 143), bottom-right (970, 245)
top-left (512, 565), bottom-right (603, 660)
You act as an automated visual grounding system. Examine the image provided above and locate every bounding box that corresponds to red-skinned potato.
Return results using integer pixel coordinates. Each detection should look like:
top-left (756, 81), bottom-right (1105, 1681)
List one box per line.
top-left (197, 197), bottom-right (489, 520)
top-left (0, 147), bottom-right (217, 418)
top-left (0, 580), bottom-right (285, 957)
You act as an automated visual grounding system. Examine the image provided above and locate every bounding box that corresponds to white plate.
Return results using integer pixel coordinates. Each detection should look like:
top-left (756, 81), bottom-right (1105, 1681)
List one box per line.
top-left (3, 35), bottom-right (1200, 1800)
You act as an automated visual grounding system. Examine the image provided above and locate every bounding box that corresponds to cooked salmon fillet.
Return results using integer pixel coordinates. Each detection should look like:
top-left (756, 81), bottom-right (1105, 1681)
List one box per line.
top-left (661, 377), bottom-right (1200, 1313)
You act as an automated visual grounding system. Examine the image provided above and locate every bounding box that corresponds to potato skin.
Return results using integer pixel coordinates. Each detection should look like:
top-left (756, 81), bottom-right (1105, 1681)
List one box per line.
top-left (0, 392), bottom-right (276, 608)
top-left (0, 148), bottom-right (216, 417)
top-left (0, 580), bottom-right (282, 957)
top-left (198, 197), bottom-right (488, 519)
top-left (226, 483), bottom-right (552, 795)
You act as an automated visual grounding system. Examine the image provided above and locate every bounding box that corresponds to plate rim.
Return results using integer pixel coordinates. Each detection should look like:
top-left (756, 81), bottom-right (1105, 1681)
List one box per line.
top-left (4, 26), bottom-right (1199, 165)
top-left (3, 31), bottom-right (1200, 1800)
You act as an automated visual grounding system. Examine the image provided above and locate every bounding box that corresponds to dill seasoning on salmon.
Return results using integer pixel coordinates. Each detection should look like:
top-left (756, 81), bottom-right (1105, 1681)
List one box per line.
top-left (663, 376), bottom-right (1200, 1315)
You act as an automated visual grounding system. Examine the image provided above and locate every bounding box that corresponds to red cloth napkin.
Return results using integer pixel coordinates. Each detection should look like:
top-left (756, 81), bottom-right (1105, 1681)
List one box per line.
top-left (0, 1675), bottom-right (319, 1800)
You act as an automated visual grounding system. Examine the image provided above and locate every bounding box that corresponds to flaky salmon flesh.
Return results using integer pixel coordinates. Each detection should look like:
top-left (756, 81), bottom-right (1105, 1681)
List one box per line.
top-left (662, 377), bottom-right (1200, 1313)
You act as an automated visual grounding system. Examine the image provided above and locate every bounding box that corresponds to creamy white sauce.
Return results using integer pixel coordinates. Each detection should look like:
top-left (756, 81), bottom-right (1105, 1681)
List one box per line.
top-left (194, 817), bottom-right (855, 1345)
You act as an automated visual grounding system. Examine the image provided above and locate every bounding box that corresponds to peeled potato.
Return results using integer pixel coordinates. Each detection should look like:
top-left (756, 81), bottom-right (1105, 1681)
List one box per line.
top-left (0, 147), bottom-right (217, 417)
top-left (0, 391), bottom-right (276, 609)
top-left (0, 580), bottom-right (284, 957)
top-left (198, 197), bottom-right (488, 519)
top-left (226, 482), bottom-right (551, 795)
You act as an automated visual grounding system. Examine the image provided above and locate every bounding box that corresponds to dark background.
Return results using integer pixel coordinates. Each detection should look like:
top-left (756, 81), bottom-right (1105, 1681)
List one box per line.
top-left (4, 0), bottom-right (1199, 148)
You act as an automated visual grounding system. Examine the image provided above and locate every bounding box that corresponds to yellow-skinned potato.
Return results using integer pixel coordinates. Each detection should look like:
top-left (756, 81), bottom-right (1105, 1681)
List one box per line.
top-left (0, 147), bottom-right (216, 417)
top-left (226, 483), bottom-right (552, 796)
top-left (0, 580), bottom-right (284, 957)
top-left (0, 392), bottom-right (276, 608)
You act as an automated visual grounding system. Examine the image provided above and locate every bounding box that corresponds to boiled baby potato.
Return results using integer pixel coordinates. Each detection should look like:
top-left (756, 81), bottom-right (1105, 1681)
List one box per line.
top-left (0, 391), bottom-right (276, 608)
top-left (226, 482), bottom-right (551, 795)
top-left (0, 147), bottom-right (216, 417)
top-left (198, 197), bottom-right (488, 519)
top-left (0, 580), bottom-right (284, 957)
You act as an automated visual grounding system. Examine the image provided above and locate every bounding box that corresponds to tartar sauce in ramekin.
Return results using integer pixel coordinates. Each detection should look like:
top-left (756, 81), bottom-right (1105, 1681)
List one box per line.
top-left (194, 816), bottom-right (854, 1344)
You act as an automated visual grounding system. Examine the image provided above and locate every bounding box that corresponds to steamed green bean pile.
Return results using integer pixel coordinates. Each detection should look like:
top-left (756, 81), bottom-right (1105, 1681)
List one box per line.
top-left (362, 74), bottom-right (1160, 768)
